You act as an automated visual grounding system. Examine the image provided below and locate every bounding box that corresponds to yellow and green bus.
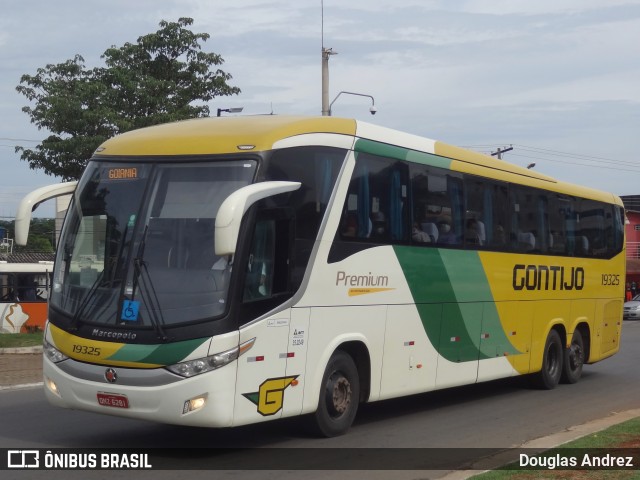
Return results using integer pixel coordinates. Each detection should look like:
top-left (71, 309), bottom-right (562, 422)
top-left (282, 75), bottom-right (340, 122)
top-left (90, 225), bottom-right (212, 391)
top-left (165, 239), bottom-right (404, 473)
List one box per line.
top-left (17, 116), bottom-right (625, 436)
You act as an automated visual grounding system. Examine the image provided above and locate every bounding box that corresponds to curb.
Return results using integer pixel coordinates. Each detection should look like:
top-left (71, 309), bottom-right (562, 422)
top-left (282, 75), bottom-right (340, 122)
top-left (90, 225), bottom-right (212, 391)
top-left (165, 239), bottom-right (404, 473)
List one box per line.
top-left (0, 346), bottom-right (43, 355)
top-left (439, 408), bottom-right (640, 479)
top-left (0, 382), bottom-right (43, 392)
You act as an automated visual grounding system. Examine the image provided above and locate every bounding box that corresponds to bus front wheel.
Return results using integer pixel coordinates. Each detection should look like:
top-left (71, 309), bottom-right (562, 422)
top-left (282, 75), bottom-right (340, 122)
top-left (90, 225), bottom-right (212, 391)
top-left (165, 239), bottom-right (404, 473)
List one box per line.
top-left (561, 329), bottom-right (584, 384)
top-left (531, 329), bottom-right (563, 390)
top-left (312, 351), bottom-right (360, 437)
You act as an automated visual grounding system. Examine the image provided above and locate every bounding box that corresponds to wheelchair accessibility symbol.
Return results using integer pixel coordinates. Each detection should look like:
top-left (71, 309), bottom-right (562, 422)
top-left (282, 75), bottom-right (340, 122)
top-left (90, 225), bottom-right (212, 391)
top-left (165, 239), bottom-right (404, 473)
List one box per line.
top-left (121, 300), bottom-right (140, 321)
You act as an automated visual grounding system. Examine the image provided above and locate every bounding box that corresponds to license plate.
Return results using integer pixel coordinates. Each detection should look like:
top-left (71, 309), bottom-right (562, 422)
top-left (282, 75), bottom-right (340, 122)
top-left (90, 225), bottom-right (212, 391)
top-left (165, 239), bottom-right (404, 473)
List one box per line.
top-left (97, 392), bottom-right (129, 409)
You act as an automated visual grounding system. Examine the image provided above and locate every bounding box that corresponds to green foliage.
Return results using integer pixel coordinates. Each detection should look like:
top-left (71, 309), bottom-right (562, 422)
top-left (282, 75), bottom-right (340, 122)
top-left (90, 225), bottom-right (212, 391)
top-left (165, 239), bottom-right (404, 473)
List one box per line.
top-left (0, 218), bottom-right (55, 253)
top-left (21, 235), bottom-right (53, 253)
top-left (16, 18), bottom-right (241, 181)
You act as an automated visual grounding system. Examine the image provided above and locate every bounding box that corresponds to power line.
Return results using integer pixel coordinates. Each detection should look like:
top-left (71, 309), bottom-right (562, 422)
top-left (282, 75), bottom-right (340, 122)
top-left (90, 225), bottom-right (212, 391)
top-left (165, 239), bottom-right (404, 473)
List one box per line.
top-left (509, 152), bottom-right (640, 173)
top-left (514, 144), bottom-right (629, 163)
top-left (0, 137), bottom-right (40, 143)
top-left (514, 145), bottom-right (639, 169)
top-left (463, 143), bottom-right (637, 171)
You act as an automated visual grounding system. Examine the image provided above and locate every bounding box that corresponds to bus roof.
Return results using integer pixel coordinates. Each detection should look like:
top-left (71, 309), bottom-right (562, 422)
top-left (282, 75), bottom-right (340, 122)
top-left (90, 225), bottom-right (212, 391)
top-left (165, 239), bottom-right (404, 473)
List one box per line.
top-left (94, 115), bottom-right (621, 206)
top-left (95, 116), bottom-right (357, 157)
top-left (0, 262), bottom-right (54, 273)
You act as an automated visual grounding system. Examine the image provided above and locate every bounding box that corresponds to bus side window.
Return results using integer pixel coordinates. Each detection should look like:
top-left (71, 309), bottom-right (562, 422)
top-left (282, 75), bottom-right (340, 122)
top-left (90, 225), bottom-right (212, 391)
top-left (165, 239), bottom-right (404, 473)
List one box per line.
top-left (0, 273), bottom-right (15, 301)
top-left (17, 274), bottom-right (37, 302)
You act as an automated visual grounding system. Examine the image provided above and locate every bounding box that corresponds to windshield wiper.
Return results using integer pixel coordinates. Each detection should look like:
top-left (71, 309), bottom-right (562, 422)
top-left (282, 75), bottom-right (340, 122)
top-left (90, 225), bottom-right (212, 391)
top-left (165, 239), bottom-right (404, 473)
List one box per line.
top-left (68, 269), bottom-right (106, 331)
top-left (129, 225), bottom-right (170, 342)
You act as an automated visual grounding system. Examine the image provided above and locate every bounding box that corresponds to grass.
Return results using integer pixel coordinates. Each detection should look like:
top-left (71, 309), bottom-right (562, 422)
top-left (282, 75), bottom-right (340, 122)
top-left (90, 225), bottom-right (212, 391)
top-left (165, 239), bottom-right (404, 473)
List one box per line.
top-left (0, 331), bottom-right (44, 348)
top-left (470, 417), bottom-right (640, 479)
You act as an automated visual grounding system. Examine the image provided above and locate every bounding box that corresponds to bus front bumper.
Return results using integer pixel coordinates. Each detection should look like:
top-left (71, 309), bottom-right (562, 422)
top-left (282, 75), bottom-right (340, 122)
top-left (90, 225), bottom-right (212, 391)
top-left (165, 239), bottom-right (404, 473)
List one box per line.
top-left (43, 356), bottom-right (237, 427)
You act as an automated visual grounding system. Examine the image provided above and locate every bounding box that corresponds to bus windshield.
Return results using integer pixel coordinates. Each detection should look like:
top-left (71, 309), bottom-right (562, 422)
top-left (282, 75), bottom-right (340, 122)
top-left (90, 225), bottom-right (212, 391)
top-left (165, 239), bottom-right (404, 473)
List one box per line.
top-left (51, 160), bottom-right (256, 329)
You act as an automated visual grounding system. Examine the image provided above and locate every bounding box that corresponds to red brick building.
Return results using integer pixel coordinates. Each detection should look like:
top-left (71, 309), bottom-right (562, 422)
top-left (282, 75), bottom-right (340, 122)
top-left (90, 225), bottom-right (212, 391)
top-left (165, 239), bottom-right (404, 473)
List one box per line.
top-left (621, 196), bottom-right (640, 292)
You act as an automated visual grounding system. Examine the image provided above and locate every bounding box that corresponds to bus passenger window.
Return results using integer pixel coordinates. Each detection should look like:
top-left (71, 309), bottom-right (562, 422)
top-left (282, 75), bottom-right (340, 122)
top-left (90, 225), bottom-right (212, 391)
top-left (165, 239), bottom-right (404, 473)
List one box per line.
top-left (437, 216), bottom-right (458, 245)
top-left (341, 213), bottom-right (358, 238)
top-left (16, 274), bottom-right (38, 302)
top-left (0, 274), bottom-right (16, 301)
top-left (464, 219), bottom-right (483, 246)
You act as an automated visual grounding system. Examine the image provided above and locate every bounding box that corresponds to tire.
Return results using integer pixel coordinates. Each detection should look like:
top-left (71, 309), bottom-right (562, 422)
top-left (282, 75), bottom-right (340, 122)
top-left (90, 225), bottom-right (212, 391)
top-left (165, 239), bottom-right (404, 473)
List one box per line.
top-left (561, 329), bottom-right (585, 384)
top-left (530, 329), bottom-right (563, 390)
top-left (311, 351), bottom-right (360, 437)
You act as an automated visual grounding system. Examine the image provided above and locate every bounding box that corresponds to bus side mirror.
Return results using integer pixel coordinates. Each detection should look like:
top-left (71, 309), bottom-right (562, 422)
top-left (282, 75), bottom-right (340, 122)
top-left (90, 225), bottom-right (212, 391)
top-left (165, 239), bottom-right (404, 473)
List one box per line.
top-left (215, 181), bottom-right (301, 256)
top-left (15, 182), bottom-right (78, 245)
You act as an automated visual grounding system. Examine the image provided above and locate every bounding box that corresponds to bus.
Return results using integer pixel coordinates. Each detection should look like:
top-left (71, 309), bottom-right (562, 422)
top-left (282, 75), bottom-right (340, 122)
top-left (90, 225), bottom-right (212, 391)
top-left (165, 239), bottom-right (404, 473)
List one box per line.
top-left (0, 261), bottom-right (53, 334)
top-left (16, 116), bottom-right (625, 436)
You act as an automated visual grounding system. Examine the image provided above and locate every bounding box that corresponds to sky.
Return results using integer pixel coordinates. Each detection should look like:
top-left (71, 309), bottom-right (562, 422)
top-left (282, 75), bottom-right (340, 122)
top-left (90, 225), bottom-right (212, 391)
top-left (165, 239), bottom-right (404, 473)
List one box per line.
top-left (1, 0), bottom-right (639, 219)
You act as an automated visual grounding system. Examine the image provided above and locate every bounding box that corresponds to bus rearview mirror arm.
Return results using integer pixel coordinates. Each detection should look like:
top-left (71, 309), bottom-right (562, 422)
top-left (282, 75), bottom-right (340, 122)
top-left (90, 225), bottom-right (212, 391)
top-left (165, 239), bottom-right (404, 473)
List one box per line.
top-left (215, 181), bottom-right (301, 256)
top-left (15, 182), bottom-right (78, 246)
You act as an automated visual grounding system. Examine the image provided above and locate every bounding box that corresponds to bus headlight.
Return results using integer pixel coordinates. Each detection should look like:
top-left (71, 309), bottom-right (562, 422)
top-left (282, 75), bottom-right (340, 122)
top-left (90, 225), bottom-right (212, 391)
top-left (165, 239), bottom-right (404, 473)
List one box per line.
top-left (166, 337), bottom-right (255, 378)
top-left (43, 340), bottom-right (69, 363)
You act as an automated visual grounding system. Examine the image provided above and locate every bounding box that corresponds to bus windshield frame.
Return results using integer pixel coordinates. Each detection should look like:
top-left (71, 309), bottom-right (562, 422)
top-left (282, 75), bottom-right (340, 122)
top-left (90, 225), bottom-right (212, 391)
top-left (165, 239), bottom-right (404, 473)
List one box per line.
top-left (50, 158), bottom-right (257, 333)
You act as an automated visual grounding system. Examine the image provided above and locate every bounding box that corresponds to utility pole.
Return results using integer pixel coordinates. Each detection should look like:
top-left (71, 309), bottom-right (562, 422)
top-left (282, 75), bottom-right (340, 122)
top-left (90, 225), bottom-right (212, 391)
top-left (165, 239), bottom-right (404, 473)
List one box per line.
top-left (491, 145), bottom-right (513, 160)
top-left (321, 47), bottom-right (337, 116)
top-left (321, 1), bottom-right (337, 116)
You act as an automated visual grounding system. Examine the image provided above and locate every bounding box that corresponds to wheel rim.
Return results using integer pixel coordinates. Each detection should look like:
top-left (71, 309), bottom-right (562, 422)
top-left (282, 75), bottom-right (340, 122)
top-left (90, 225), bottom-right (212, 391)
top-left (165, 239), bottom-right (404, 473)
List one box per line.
top-left (326, 372), bottom-right (352, 418)
top-left (568, 343), bottom-right (584, 372)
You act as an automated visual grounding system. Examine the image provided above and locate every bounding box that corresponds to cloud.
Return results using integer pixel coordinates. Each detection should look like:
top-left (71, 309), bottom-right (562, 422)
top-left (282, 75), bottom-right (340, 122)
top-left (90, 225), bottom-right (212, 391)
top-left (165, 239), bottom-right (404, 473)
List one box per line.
top-left (453, 0), bottom-right (640, 16)
top-left (1, 0), bottom-right (639, 211)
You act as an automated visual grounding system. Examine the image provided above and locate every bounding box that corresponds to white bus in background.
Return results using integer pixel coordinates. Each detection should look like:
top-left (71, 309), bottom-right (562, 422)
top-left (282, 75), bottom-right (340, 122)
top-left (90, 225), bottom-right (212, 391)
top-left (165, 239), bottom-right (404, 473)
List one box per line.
top-left (0, 261), bottom-right (53, 333)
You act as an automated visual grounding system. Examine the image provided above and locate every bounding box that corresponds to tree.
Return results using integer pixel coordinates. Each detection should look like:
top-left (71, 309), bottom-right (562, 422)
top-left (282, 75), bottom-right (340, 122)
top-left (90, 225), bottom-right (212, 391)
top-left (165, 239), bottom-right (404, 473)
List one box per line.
top-left (16, 18), bottom-right (241, 180)
top-left (0, 219), bottom-right (54, 254)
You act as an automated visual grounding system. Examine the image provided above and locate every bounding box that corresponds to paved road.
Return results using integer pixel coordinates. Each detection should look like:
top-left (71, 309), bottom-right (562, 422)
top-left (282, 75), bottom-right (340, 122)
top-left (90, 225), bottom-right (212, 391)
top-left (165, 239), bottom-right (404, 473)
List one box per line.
top-left (1, 322), bottom-right (639, 479)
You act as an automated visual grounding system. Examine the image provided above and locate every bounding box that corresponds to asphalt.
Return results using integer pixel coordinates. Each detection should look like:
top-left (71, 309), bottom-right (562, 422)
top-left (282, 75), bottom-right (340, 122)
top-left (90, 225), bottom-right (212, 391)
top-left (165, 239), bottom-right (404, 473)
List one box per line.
top-left (1, 346), bottom-right (638, 479)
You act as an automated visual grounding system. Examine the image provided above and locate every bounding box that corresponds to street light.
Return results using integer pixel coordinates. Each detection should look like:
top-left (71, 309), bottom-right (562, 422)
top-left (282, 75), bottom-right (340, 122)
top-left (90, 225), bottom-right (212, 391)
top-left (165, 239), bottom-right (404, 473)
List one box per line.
top-left (328, 91), bottom-right (376, 116)
top-left (217, 107), bottom-right (244, 117)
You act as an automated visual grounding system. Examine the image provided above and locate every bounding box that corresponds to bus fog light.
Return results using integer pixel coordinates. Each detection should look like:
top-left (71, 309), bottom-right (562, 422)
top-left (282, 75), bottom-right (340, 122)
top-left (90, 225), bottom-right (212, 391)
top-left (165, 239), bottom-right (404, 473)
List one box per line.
top-left (46, 377), bottom-right (61, 397)
top-left (183, 395), bottom-right (207, 414)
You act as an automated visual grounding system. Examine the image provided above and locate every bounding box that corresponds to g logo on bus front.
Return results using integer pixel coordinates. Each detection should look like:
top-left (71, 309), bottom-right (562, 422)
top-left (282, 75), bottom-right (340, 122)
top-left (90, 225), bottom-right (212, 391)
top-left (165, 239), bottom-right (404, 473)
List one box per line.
top-left (242, 376), bottom-right (298, 416)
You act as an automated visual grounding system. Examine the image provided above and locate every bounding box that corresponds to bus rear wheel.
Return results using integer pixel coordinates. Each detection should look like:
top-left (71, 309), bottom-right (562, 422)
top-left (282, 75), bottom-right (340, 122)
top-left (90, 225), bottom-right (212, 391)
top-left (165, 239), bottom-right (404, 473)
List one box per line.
top-left (531, 329), bottom-right (563, 390)
top-left (561, 329), bottom-right (584, 384)
top-left (312, 351), bottom-right (360, 437)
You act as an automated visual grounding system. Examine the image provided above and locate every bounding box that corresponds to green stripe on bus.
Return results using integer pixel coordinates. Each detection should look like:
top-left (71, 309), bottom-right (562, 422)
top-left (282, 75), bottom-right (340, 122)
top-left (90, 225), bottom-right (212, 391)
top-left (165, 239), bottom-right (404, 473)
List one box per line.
top-left (394, 246), bottom-right (520, 362)
top-left (439, 249), bottom-right (521, 358)
top-left (354, 139), bottom-right (451, 169)
top-left (107, 337), bottom-right (210, 365)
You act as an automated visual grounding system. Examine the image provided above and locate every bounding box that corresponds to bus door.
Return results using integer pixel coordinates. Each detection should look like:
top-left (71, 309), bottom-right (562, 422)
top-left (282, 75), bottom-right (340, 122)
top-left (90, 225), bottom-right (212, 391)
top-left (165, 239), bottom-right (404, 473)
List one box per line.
top-left (233, 210), bottom-right (298, 425)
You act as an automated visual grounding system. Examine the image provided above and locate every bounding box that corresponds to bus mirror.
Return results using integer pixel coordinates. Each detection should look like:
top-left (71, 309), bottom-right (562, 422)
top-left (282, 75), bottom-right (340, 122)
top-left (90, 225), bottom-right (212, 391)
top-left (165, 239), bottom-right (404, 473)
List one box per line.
top-left (15, 182), bottom-right (78, 246)
top-left (215, 181), bottom-right (301, 256)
